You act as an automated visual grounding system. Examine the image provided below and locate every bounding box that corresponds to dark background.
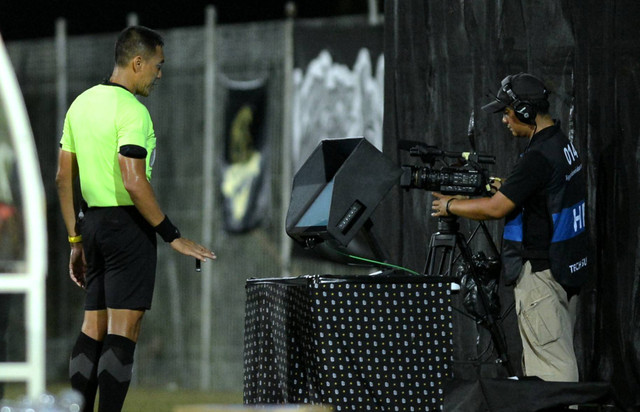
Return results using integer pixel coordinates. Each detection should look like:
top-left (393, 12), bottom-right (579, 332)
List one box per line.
top-left (0, 0), bottom-right (380, 40)
top-left (381, 0), bottom-right (640, 409)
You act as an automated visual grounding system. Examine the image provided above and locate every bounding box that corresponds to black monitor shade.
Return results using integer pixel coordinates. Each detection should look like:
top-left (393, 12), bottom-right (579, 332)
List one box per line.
top-left (286, 137), bottom-right (402, 248)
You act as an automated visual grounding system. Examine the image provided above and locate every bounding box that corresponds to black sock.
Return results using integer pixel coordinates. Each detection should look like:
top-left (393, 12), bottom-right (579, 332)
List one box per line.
top-left (69, 332), bottom-right (103, 412)
top-left (97, 334), bottom-right (136, 412)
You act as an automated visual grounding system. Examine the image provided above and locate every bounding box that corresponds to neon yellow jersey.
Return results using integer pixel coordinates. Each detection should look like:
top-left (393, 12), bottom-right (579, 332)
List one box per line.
top-left (60, 84), bottom-right (157, 207)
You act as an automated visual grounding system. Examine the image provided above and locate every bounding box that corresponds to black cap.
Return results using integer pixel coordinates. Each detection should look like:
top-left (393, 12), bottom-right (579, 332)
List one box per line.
top-left (481, 73), bottom-right (549, 113)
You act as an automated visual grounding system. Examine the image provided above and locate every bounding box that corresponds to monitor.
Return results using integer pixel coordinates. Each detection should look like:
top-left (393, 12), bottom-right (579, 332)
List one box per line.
top-left (286, 137), bottom-right (402, 253)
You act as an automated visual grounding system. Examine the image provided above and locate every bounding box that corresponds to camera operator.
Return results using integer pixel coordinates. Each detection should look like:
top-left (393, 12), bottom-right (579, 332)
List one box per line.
top-left (431, 73), bottom-right (588, 382)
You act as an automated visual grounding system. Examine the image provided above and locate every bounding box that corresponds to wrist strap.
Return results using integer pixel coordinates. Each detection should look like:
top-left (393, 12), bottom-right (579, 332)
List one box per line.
top-left (68, 235), bottom-right (83, 243)
top-left (445, 198), bottom-right (456, 215)
top-left (154, 215), bottom-right (181, 243)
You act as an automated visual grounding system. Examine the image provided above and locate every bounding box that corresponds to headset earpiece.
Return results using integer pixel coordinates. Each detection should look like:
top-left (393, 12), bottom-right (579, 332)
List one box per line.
top-left (501, 78), bottom-right (537, 125)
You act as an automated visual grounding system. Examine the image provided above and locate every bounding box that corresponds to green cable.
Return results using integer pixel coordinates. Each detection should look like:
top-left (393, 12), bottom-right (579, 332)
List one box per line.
top-left (328, 246), bottom-right (422, 276)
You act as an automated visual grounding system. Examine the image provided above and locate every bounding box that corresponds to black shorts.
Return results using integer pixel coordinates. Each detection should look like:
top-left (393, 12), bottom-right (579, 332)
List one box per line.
top-left (82, 206), bottom-right (157, 311)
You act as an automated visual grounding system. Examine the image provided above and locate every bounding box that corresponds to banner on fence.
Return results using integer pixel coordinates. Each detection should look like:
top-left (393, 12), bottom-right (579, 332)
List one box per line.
top-left (221, 78), bottom-right (270, 233)
top-left (292, 22), bottom-right (385, 172)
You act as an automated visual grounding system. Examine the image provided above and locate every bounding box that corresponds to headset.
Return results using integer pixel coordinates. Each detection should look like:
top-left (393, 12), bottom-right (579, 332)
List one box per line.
top-left (500, 75), bottom-right (539, 125)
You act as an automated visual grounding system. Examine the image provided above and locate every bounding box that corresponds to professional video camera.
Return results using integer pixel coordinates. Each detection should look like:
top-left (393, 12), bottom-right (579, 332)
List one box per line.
top-left (399, 141), bottom-right (496, 196)
top-left (398, 120), bottom-right (515, 375)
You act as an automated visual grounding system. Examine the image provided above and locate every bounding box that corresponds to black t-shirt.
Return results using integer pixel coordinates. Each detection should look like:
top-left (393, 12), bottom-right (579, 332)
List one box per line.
top-left (499, 125), bottom-right (559, 271)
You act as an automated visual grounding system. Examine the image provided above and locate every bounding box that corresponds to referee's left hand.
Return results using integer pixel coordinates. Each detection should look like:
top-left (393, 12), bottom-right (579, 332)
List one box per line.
top-left (170, 237), bottom-right (216, 263)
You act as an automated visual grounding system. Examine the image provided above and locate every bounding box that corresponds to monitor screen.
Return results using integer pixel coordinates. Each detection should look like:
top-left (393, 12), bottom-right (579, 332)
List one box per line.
top-left (295, 179), bottom-right (334, 228)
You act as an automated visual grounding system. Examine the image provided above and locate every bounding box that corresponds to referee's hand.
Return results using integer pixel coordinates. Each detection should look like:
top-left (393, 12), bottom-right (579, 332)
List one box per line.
top-left (69, 243), bottom-right (87, 288)
top-left (170, 237), bottom-right (216, 263)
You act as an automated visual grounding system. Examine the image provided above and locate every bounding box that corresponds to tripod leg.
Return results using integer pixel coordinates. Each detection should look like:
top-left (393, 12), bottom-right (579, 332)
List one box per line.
top-left (424, 233), bottom-right (457, 276)
top-left (455, 233), bottom-right (516, 377)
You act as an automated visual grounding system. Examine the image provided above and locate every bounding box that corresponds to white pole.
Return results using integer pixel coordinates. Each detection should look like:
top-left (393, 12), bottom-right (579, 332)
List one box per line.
top-left (127, 12), bottom-right (139, 27)
top-left (55, 18), bottom-right (67, 145)
top-left (368, 0), bottom-right (380, 25)
top-left (200, 4), bottom-right (217, 390)
top-left (280, 4), bottom-right (295, 277)
top-left (0, 35), bottom-right (48, 399)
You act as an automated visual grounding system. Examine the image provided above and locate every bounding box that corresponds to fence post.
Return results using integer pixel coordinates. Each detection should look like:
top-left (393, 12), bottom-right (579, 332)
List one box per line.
top-left (200, 4), bottom-right (217, 391)
top-left (55, 18), bottom-right (67, 146)
top-left (280, 3), bottom-right (295, 278)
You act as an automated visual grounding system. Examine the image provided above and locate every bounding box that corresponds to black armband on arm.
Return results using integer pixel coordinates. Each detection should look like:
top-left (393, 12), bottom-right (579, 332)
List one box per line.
top-left (154, 215), bottom-right (181, 242)
top-left (119, 144), bottom-right (148, 159)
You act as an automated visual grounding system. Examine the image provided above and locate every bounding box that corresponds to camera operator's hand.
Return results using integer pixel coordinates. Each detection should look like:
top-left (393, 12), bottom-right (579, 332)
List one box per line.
top-left (489, 177), bottom-right (503, 194)
top-left (431, 192), bottom-right (468, 217)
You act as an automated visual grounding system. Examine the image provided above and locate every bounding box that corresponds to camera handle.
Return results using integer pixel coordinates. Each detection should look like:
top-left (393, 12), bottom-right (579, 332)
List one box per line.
top-left (424, 216), bottom-right (516, 377)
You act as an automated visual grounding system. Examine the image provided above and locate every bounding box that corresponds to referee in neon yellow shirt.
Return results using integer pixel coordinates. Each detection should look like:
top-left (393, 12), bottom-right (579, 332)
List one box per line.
top-left (56, 26), bottom-right (215, 412)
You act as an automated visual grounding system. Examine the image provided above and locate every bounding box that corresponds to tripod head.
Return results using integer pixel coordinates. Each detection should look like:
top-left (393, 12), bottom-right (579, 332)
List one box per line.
top-left (435, 215), bottom-right (460, 235)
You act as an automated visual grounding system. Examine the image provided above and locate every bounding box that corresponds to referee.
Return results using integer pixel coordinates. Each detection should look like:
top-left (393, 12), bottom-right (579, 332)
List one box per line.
top-left (56, 26), bottom-right (215, 412)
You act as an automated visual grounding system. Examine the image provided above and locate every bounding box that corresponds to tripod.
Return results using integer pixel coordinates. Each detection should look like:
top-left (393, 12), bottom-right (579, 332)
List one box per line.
top-left (424, 216), bottom-right (516, 377)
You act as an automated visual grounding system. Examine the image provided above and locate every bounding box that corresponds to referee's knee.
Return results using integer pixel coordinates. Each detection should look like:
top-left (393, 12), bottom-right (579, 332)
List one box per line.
top-left (81, 309), bottom-right (108, 341)
top-left (106, 308), bottom-right (146, 342)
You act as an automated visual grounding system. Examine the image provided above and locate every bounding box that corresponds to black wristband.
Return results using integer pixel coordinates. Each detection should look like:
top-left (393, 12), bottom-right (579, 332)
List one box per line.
top-left (154, 215), bottom-right (181, 242)
top-left (445, 198), bottom-right (456, 215)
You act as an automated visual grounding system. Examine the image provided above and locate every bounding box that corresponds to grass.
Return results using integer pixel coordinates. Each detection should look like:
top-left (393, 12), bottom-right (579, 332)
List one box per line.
top-left (3, 382), bottom-right (244, 411)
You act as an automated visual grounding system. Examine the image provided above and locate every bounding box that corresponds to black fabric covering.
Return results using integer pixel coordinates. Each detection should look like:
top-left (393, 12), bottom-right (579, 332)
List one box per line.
top-left (382, 0), bottom-right (640, 409)
top-left (244, 275), bottom-right (454, 410)
top-left (443, 378), bottom-right (612, 412)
